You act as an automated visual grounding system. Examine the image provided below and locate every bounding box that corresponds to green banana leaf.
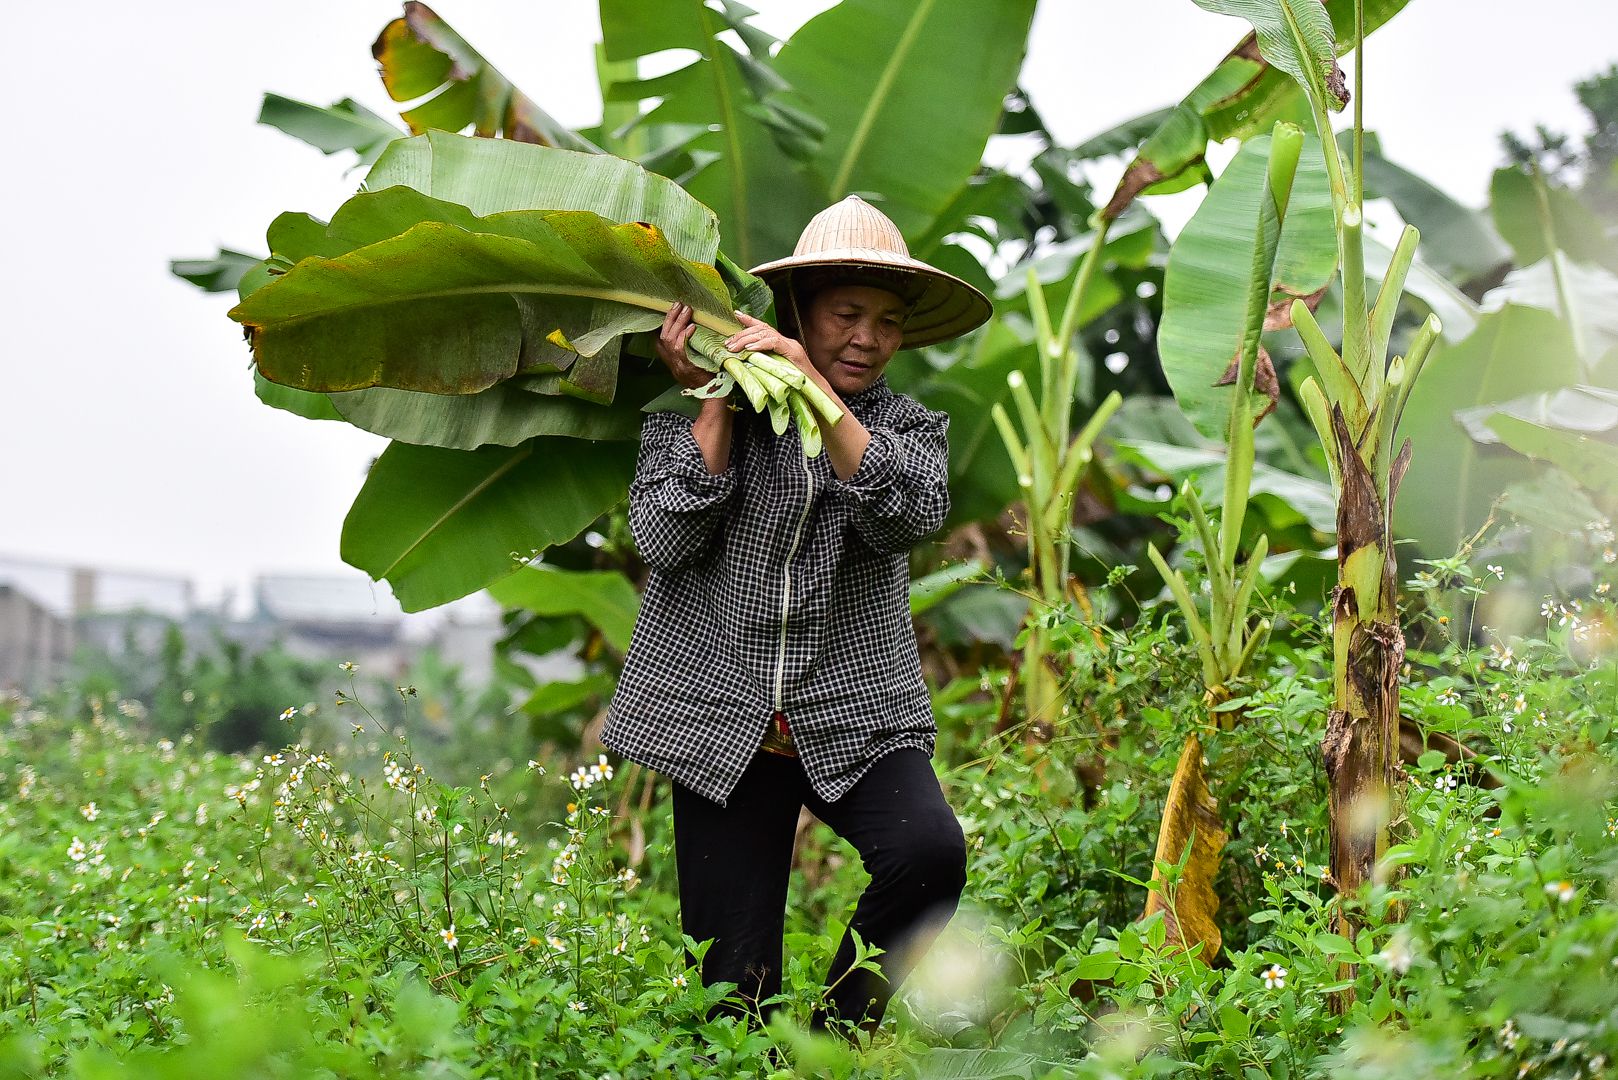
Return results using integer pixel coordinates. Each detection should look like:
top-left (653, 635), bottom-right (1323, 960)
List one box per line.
top-left (372, 1), bottom-right (596, 151)
top-left (1159, 134), bottom-right (1337, 441)
top-left (1189, 0), bottom-right (1344, 113)
top-left (362, 133), bottom-right (721, 264)
top-left (1490, 166), bottom-right (1616, 272)
top-left (327, 377), bottom-right (660, 448)
top-left (1349, 132), bottom-right (1511, 285)
top-left (1486, 414), bottom-right (1618, 502)
top-left (257, 93), bottom-right (404, 166)
top-left (230, 190), bottom-right (732, 397)
top-left (1482, 258), bottom-right (1618, 366)
top-left (1114, 439), bottom-right (1337, 534)
top-left (772, 0), bottom-right (1038, 241)
top-left (341, 438), bottom-right (638, 612)
top-left (486, 565), bottom-right (642, 654)
top-left (1394, 304), bottom-right (1580, 554)
top-left (170, 249), bottom-right (262, 294)
top-left (600, 0), bottom-right (821, 266)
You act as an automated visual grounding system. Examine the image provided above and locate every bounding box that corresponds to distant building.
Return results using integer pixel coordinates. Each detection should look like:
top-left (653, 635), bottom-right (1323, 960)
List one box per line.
top-left (0, 556), bottom-right (501, 693)
top-left (0, 583), bottom-right (74, 691)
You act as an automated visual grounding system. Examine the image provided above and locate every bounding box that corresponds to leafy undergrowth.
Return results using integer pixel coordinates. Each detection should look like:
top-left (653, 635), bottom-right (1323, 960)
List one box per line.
top-left (2, 571), bottom-right (1617, 1078)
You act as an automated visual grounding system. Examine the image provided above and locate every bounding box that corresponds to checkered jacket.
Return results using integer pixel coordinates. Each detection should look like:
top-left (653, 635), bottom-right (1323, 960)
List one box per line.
top-left (600, 376), bottom-right (949, 806)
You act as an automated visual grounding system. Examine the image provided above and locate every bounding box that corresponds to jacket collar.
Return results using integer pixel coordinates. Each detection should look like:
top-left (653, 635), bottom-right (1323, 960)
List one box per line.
top-left (842, 374), bottom-right (891, 417)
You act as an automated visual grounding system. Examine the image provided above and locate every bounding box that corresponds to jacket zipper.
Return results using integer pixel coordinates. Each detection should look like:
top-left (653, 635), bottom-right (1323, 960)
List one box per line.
top-left (772, 447), bottom-right (816, 718)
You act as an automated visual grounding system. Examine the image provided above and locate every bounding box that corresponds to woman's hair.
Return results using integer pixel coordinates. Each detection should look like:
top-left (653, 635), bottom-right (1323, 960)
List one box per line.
top-left (772, 266), bottom-right (927, 338)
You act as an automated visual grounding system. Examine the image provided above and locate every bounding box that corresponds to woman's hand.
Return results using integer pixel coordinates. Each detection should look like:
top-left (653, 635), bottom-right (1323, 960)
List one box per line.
top-left (655, 303), bottom-right (715, 390)
top-left (725, 312), bottom-right (822, 387)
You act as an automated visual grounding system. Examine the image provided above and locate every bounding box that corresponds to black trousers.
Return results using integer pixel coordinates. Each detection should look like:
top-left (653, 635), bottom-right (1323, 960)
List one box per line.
top-left (671, 747), bottom-right (967, 1030)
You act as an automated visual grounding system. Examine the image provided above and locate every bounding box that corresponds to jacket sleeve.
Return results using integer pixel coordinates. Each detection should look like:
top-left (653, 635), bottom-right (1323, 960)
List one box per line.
top-left (826, 400), bottom-right (951, 554)
top-left (627, 411), bottom-right (737, 571)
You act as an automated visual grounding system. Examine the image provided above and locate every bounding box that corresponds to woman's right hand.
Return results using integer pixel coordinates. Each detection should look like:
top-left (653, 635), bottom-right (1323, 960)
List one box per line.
top-left (655, 303), bottom-right (713, 390)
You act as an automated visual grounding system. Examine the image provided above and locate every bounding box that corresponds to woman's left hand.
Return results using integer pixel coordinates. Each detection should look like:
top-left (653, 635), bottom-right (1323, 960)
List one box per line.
top-left (726, 312), bottom-right (814, 376)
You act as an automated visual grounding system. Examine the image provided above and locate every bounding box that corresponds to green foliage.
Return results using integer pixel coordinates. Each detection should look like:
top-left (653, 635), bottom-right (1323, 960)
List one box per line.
top-left (5, 541), bottom-right (1618, 1076)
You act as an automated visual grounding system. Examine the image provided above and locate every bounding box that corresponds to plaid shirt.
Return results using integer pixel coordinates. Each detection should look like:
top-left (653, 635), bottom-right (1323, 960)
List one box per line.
top-left (601, 376), bottom-right (949, 806)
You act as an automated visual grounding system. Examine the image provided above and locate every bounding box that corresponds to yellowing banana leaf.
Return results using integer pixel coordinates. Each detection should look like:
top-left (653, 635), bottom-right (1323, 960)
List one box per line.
top-left (373, 1), bottom-right (596, 152)
top-left (1160, 134), bottom-right (1336, 441)
top-left (1143, 734), bottom-right (1229, 959)
top-left (230, 194), bottom-right (734, 397)
top-left (341, 438), bottom-right (638, 613)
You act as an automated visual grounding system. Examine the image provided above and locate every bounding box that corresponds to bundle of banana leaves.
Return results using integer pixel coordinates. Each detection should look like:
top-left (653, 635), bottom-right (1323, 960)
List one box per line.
top-left (229, 131), bottom-right (840, 456)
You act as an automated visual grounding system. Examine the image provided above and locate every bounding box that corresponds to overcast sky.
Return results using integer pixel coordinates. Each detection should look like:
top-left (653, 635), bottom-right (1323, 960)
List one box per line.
top-left (3, 0), bottom-right (1615, 619)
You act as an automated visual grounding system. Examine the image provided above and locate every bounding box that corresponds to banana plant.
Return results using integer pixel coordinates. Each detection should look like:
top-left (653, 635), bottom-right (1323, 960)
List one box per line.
top-left (1191, 0), bottom-right (1440, 951)
top-left (1138, 122), bottom-right (1304, 960)
top-left (990, 239), bottom-right (1123, 734)
top-left (1152, 124), bottom-right (1313, 709)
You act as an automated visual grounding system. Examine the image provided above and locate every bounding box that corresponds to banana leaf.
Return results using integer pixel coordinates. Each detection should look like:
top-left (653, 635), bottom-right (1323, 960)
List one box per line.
top-left (372, 1), bottom-right (595, 151)
top-left (600, 0), bottom-right (821, 266)
top-left (486, 565), bottom-right (642, 653)
top-left (1349, 132), bottom-right (1511, 286)
top-left (1490, 166), bottom-right (1616, 272)
top-left (1159, 133), bottom-right (1336, 442)
top-left (1486, 414), bottom-right (1618, 502)
top-left (772, 0), bottom-right (1038, 241)
top-left (1189, 0), bottom-right (1344, 112)
top-left (1394, 304), bottom-right (1580, 554)
top-left (170, 249), bottom-right (261, 294)
top-left (1142, 734), bottom-right (1229, 959)
top-left (257, 93), bottom-right (404, 166)
top-left (362, 133), bottom-right (721, 263)
top-left (341, 438), bottom-right (638, 612)
top-left (1102, 0), bottom-right (1408, 219)
top-left (229, 142), bottom-right (739, 401)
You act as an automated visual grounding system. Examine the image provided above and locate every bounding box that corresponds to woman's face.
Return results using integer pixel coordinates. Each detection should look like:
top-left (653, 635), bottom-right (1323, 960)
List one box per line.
top-left (800, 284), bottom-right (907, 397)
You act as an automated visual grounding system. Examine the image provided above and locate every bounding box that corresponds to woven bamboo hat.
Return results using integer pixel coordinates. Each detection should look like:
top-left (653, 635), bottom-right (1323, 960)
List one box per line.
top-left (748, 195), bottom-right (992, 349)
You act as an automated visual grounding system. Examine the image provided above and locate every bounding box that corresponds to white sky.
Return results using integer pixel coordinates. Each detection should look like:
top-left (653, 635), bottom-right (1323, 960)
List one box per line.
top-left (3, 1), bottom-right (1615, 618)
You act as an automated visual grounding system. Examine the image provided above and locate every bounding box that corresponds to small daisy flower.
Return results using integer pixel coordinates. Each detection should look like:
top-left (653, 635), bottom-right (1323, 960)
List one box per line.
top-left (1487, 564), bottom-right (1504, 579)
top-left (339, 661), bottom-right (357, 673)
top-left (67, 837), bottom-right (87, 862)
top-left (440, 925), bottom-right (458, 949)
top-left (1261, 964), bottom-right (1288, 990)
top-left (1544, 880), bottom-right (1576, 903)
top-left (279, 707), bottom-right (298, 722)
top-left (1436, 687), bottom-right (1461, 706)
top-left (671, 973), bottom-right (688, 989)
top-left (250, 913), bottom-right (268, 931)
top-left (80, 802), bottom-right (99, 822)
top-left (568, 1001), bottom-right (586, 1013)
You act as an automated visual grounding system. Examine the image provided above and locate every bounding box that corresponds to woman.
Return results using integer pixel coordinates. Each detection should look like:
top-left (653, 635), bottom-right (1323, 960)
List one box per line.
top-left (601, 196), bottom-right (992, 1032)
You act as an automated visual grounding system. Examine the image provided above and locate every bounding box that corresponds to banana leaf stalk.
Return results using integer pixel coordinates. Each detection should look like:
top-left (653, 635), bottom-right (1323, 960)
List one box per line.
top-left (990, 243), bottom-right (1124, 735)
top-left (684, 326), bottom-right (840, 453)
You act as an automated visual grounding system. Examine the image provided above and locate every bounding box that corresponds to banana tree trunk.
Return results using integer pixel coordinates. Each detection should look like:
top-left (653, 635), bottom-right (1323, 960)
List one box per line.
top-left (1321, 410), bottom-right (1407, 943)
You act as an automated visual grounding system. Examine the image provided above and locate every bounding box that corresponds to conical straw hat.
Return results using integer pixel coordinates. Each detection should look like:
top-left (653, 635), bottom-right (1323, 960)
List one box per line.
top-left (748, 196), bottom-right (992, 349)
